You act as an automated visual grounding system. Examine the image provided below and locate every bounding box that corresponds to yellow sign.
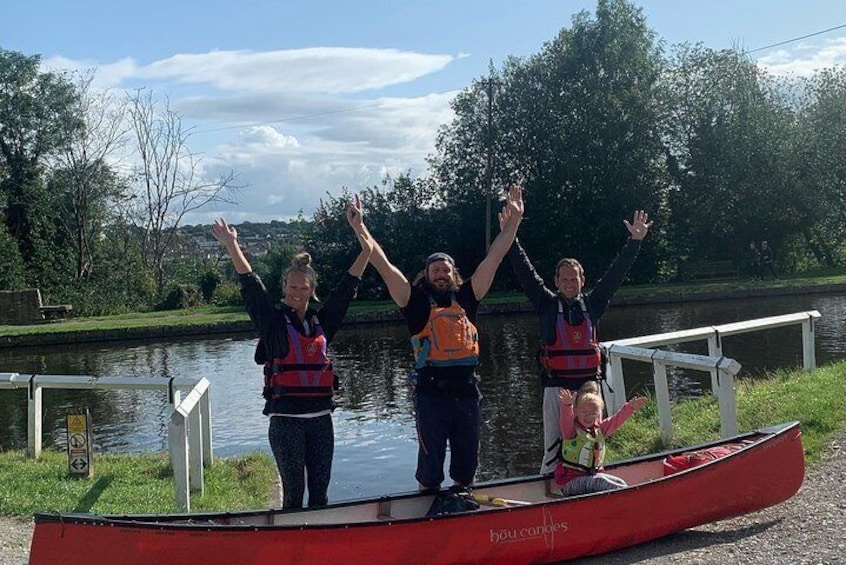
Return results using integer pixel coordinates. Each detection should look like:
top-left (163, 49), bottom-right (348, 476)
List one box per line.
top-left (67, 414), bottom-right (87, 434)
top-left (66, 410), bottom-right (93, 478)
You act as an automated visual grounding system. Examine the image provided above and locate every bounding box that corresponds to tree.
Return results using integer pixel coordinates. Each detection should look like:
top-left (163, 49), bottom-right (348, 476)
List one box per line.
top-left (306, 175), bottom-right (443, 299)
top-left (431, 0), bottom-right (666, 282)
top-left (660, 44), bottom-right (800, 270)
top-left (794, 67), bottom-right (846, 267)
top-left (127, 89), bottom-right (239, 297)
top-left (0, 222), bottom-right (25, 289)
top-left (0, 48), bottom-right (82, 284)
top-left (50, 71), bottom-right (129, 280)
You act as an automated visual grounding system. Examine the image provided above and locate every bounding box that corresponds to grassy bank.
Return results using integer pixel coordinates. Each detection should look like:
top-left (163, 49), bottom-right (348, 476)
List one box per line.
top-left (0, 449), bottom-right (277, 516)
top-left (1, 360), bottom-right (844, 518)
top-left (3, 271), bottom-right (846, 340)
top-left (609, 360), bottom-right (846, 464)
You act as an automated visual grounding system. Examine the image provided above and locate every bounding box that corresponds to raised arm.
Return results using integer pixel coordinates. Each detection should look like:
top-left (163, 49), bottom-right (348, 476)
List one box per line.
top-left (212, 218), bottom-right (252, 274)
top-left (471, 184), bottom-right (524, 300)
top-left (588, 209), bottom-right (653, 316)
top-left (559, 389), bottom-right (577, 439)
top-left (317, 195), bottom-right (374, 337)
top-left (212, 218), bottom-right (275, 336)
top-left (360, 222), bottom-right (411, 308)
top-left (346, 194), bottom-right (373, 278)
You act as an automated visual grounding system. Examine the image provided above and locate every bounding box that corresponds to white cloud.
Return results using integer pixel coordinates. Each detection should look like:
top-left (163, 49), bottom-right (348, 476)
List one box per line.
top-left (133, 48), bottom-right (454, 94)
top-left (41, 55), bottom-right (139, 89)
top-left (46, 48), bottom-right (455, 94)
top-left (196, 94), bottom-right (454, 224)
top-left (238, 126), bottom-right (300, 150)
top-left (757, 37), bottom-right (846, 77)
top-left (177, 89), bottom-right (456, 223)
top-left (38, 46), bottom-right (463, 223)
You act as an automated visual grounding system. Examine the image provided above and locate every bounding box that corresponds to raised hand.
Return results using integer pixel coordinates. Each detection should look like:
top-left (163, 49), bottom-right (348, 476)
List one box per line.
top-left (346, 194), bottom-right (373, 257)
top-left (559, 388), bottom-right (577, 407)
top-left (629, 396), bottom-right (648, 411)
top-left (211, 218), bottom-right (237, 246)
top-left (498, 184), bottom-right (524, 230)
top-left (346, 194), bottom-right (364, 232)
top-left (623, 210), bottom-right (653, 241)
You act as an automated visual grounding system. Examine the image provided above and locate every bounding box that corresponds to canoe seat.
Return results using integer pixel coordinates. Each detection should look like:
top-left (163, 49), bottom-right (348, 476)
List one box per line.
top-left (377, 500), bottom-right (392, 520)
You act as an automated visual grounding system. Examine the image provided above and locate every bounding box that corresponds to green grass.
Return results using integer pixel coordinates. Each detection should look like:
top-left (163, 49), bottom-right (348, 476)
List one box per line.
top-left (0, 306), bottom-right (250, 336)
top-left (607, 360), bottom-right (846, 464)
top-left (0, 450), bottom-right (276, 516)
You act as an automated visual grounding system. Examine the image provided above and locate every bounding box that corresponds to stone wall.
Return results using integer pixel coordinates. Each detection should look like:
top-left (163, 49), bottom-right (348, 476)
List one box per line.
top-left (0, 289), bottom-right (44, 325)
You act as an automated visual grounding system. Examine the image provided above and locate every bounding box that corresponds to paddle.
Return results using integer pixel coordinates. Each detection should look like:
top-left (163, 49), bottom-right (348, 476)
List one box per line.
top-left (470, 493), bottom-right (532, 508)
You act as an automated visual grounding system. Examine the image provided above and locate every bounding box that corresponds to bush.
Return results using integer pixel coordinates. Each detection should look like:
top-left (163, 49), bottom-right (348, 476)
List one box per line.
top-left (157, 285), bottom-right (202, 310)
top-left (212, 280), bottom-right (243, 306)
top-left (199, 269), bottom-right (222, 303)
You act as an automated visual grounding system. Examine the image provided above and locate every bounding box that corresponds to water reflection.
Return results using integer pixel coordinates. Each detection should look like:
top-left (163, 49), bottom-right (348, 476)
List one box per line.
top-left (0, 292), bottom-right (843, 500)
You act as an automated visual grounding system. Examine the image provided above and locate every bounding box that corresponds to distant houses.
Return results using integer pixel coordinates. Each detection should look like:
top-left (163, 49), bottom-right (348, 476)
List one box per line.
top-left (165, 221), bottom-right (305, 262)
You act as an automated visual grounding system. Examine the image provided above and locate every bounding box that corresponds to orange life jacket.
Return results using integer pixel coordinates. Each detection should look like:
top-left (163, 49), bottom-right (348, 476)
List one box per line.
top-left (411, 294), bottom-right (479, 370)
top-left (539, 298), bottom-right (601, 380)
top-left (264, 314), bottom-right (335, 398)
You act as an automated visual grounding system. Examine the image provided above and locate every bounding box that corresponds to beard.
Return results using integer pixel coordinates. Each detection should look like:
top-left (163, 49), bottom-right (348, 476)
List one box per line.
top-left (424, 277), bottom-right (458, 294)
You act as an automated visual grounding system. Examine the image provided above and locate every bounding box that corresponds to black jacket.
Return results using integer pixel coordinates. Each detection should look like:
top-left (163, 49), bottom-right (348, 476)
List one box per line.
top-left (507, 238), bottom-right (641, 385)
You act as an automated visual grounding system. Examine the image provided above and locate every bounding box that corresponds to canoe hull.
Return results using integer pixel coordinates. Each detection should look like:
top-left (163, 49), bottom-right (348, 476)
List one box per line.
top-left (30, 422), bottom-right (804, 565)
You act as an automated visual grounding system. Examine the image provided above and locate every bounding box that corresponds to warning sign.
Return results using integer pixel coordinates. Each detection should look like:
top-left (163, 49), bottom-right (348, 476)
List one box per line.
top-left (67, 409), bottom-right (93, 478)
top-left (67, 414), bottom-right (87, 434)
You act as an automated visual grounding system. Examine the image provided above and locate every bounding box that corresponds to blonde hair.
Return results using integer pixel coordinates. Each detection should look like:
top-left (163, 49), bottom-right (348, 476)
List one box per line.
top-left (284, 252), bottom-right (319, 301)
top-left (574, 381), bottom-right (603, 411)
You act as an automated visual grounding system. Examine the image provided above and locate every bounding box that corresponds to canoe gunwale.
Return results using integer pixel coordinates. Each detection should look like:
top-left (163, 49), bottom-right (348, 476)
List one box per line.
top-left (32, 421), bottom-right (802, 532)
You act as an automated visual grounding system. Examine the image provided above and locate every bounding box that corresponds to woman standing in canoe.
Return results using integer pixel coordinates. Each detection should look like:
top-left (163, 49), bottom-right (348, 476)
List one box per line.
top-left (212, 196), bottom-right (372, 508)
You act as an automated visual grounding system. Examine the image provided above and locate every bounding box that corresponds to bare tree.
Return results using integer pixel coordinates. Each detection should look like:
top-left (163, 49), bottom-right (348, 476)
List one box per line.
top-left (51, 70), bottom-right (130, 279)
top-left (127, 89), bottom-right (239, 296)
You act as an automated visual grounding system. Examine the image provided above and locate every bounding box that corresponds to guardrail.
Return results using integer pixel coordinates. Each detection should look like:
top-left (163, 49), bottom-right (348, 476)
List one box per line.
top-left (603, 345), bottom-right (741, 445)
top-left (0, 373), bottom-right (212, 511)
top-left (600, 310), bottom-right (821, 444)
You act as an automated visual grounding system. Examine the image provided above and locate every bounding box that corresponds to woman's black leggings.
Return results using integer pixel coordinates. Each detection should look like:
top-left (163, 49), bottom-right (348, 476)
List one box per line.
top-left (268, 414), bottom-right (334, 508)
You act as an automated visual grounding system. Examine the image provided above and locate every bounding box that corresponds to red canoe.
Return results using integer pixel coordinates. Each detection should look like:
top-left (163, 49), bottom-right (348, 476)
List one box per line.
top-left (29, 421), bottom-right (804, 565)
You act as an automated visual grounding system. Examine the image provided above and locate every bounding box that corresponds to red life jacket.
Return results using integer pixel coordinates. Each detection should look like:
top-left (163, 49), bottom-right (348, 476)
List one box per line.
top-left (662, 443), bottom-right (748, 476)
top-left (264, 314), bottom-right (335, 398)
top-left (539, 298), bottom-right (601, 380)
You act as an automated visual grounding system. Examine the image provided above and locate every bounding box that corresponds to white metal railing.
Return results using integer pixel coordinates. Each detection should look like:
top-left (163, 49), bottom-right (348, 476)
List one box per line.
top-left (603, 345), bottom-right (741, 445)
top-left (169, 377), bottom-right (212, 511)
top-left (600, 310), bottom-right (821, 444)
top-left (0, 373), bottom-right (212, 511)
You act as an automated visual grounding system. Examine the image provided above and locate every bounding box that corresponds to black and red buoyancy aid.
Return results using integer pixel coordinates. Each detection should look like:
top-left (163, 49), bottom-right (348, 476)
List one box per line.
top-left (539, 298), bottom-right (601, 381)
top-left (264, 314), bottom-right (336, 398)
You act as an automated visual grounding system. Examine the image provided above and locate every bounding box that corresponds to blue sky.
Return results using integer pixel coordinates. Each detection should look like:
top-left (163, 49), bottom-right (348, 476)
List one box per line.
top-left (3, 1), bottom-right (846, 224)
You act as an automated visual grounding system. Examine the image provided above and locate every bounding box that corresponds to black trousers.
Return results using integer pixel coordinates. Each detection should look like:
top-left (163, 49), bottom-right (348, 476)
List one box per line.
top-left (268, 414), bottom-right (334, 508)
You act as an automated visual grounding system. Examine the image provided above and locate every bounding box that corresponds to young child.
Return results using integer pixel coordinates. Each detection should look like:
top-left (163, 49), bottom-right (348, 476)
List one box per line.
top-left (554, 381), bottom-right (648, 496)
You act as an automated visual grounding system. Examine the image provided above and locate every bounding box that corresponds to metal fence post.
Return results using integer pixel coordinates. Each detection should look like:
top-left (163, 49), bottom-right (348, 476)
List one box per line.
top-left (716, 365), bottom-right (738, 438)
top-left (802, 316), bottom-right (817, 370)
top-left (28, 375), bottom-right (42, 459)
top-left (200, 387), bottom-right (213, 466)
top-left (652, 362), bottom-right (673, 446)
top-left (604, 352), bottom-right (625, 414)
top-left (168, 411), bottom-right (190, 511)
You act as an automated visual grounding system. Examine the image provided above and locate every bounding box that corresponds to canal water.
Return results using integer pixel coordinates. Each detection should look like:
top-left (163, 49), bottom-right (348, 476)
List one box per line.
top-left (1, 292), bottom-right (844, 501)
